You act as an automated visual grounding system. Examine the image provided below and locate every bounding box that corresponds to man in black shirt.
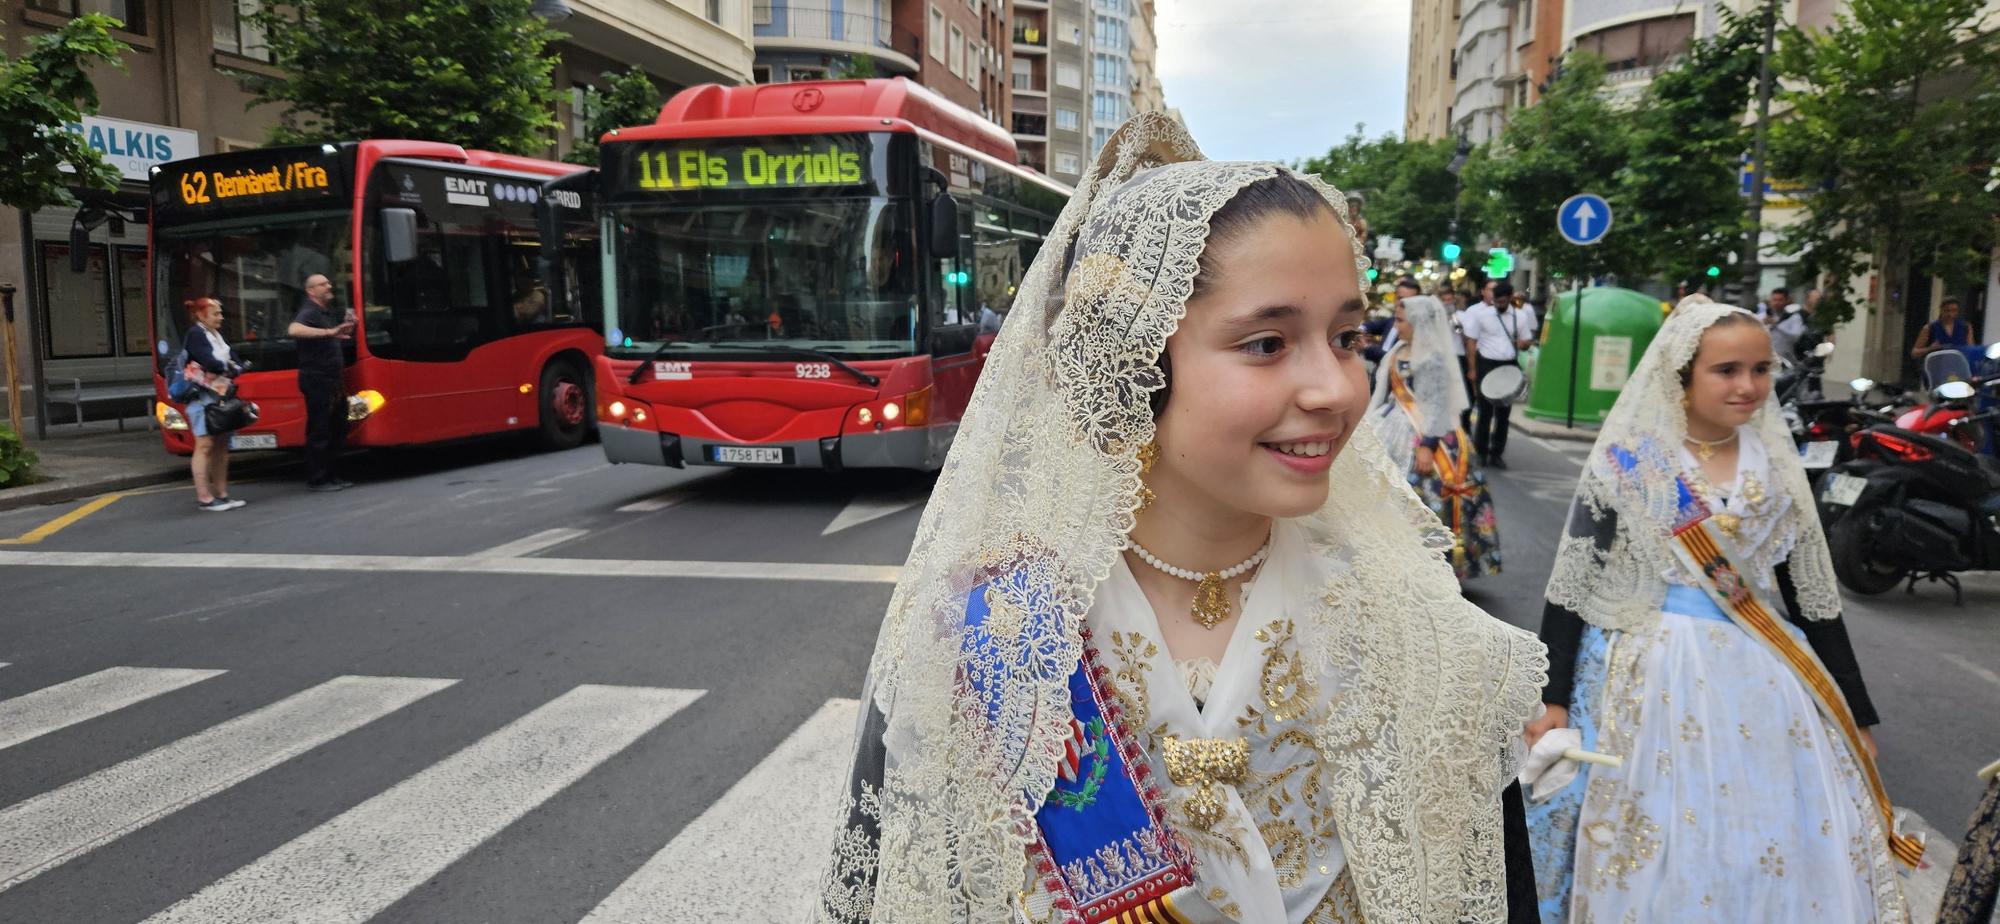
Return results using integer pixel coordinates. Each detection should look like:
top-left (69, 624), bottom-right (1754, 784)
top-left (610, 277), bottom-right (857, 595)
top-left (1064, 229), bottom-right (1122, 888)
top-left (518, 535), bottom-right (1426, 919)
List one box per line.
top-left (287, 274), bottom-right (355, 492)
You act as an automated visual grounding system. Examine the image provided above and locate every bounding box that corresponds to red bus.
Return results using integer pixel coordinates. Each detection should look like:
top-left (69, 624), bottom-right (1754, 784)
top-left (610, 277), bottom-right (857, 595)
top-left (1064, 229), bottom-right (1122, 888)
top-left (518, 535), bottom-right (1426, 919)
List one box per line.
top-left (592, 77), bottom-right (1068, 471)
top-left (148, 141), bottom-right (602, 455)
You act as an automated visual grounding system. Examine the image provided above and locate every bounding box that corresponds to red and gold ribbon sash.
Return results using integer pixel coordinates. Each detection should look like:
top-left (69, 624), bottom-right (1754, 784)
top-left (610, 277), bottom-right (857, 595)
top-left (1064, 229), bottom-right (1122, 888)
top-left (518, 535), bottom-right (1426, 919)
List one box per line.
top-left (1665, 482), bottom-right (1925, 867)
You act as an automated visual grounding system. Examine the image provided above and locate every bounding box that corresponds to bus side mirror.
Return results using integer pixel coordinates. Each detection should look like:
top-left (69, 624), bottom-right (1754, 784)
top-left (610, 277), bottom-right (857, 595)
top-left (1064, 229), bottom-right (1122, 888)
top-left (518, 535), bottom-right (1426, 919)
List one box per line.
top-left (929, 193), bottom-right (959, 258)
top-left (381, 208), bottom-right (419, 264)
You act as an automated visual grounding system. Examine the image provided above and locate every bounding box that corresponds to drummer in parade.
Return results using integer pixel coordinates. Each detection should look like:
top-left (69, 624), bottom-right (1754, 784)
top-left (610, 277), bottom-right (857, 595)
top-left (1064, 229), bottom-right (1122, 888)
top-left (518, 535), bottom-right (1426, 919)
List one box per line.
top-left (1463, 279), bottom-right (1538, 469)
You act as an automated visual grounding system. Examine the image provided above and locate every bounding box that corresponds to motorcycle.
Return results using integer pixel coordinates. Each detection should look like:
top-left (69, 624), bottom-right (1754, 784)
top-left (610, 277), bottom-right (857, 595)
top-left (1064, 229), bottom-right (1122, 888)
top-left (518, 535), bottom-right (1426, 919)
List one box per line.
top-left (1818, 378), bottom-right (2000, 605)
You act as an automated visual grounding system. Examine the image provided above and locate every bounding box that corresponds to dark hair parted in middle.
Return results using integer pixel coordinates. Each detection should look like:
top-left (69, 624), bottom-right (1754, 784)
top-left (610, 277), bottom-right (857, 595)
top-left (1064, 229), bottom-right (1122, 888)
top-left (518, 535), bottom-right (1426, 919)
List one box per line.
top-left (1153, 173), bottom-right (1343, 419)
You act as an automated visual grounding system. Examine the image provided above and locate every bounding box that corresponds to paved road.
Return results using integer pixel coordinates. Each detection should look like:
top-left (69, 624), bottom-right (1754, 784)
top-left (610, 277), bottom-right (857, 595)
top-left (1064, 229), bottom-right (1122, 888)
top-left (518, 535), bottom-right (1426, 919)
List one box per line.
top-left (0, 432), bottom-right (1992, 922)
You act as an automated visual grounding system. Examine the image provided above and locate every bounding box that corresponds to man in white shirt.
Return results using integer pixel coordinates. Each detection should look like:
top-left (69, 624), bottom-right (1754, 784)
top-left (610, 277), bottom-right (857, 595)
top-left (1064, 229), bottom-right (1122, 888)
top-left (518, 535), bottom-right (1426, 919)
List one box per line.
top-left (1462, 279), bottom-right (1537, 469)
top-left (1440, 288), bottom-right (1473, 432)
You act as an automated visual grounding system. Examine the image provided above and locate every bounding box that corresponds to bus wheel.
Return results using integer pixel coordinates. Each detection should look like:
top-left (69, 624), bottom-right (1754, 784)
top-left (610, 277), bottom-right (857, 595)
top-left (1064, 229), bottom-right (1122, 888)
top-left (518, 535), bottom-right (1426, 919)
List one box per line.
top-left (537, 361), bottom-right (589, 450)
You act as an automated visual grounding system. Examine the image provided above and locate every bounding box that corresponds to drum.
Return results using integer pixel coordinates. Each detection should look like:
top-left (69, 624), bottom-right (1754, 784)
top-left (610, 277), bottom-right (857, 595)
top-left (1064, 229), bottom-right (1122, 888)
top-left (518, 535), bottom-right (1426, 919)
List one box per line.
top-left (1479, 364), bottom-right (1528, 405)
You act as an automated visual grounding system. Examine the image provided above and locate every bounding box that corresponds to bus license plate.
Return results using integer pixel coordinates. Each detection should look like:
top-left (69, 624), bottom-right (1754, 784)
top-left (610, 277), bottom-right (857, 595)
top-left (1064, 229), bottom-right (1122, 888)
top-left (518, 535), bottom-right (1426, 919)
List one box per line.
top-left (1799, 441), bottom-right (1839, 470)
top-left (229, 433), bottom-right (277, 451)
top-left (1821, 472), bottom-right (1865, 507)
top-left (713, 445), bottom-right (784, 465)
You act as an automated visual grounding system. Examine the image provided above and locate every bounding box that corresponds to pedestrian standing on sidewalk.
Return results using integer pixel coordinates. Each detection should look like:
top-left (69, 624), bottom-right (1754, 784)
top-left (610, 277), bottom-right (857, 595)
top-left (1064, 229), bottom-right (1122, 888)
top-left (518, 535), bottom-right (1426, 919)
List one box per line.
top-left (1367, 294), bottom-right (1501, 580)
top-left (182, 297), bottom-right (245, 512)
top-left (820, 112), bottom-right (1546, 924)
top-left (1524, 302), bottom-right (1913, 924)
top-left (287, 273), bottom-right (354, 493)
top-left (1910, 296), bottom-right (1973, 360)
top-left (1462, 280), bottom-right (1535, 469)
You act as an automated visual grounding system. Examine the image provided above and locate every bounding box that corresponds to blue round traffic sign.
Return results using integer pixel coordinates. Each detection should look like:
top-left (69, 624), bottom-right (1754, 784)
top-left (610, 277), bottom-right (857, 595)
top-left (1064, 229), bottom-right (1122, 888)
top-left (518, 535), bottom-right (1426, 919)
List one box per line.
top-left (1557, 193), bottom-right (1612, 246)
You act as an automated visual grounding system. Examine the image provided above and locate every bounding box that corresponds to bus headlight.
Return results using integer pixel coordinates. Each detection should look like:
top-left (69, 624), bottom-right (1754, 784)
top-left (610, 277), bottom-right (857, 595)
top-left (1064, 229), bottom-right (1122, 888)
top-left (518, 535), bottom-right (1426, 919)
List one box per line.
top-left (608, 400), bottom-right (627, 418)
top-left (347, 389), bottom-right (386, 421)
top-left (156, 402), bottom-right (189, 431)
top-left (882, 402), bottom-right (900, 422)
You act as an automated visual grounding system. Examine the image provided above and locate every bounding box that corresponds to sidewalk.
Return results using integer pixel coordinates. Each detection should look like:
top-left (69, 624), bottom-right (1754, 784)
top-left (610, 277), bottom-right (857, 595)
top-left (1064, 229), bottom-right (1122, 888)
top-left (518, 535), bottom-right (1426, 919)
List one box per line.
top-left (0, 417), bottom-right (284, 512)
top-left (1513, 414), bottom-right (1599, 442)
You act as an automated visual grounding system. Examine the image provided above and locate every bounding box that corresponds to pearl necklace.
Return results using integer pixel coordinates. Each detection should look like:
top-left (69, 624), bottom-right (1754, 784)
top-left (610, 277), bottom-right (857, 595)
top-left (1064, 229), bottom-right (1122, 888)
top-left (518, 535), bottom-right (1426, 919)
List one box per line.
top-left (1127, 537), bottom-right (1271, 630)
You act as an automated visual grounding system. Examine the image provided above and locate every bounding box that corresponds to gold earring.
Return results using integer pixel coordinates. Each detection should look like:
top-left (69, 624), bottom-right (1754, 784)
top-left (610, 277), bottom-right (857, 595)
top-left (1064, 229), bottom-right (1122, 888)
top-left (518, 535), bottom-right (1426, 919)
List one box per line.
top-left (1136, 441), bottom-right (1159, 512)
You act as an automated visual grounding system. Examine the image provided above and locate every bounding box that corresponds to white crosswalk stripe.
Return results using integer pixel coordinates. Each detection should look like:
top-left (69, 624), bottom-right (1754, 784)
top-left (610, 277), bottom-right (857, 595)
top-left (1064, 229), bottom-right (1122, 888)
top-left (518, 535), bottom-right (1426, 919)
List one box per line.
top-left (580, 697), bottom-right (857, 923)
top-left (0, 667), bottom-right (861, 921)
top-left (0, 674), bottom-right (454, 892)
top-left (144, 684), bottom-right (703, 924)
top-left (0, 666), bottom-right (224, 752)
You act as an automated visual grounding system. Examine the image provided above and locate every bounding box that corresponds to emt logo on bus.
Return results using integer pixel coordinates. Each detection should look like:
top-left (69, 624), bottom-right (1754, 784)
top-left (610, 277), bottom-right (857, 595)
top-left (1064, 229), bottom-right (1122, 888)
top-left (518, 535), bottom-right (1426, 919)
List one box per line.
top-left (178, 159), bottom-right (331, 206)
top-left (630, 141), bottom-right (864, 191)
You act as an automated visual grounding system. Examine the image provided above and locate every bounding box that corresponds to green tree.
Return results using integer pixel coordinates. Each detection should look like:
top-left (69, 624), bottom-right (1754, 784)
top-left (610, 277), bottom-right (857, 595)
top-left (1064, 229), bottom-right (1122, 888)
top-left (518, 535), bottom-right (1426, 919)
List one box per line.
top-left (0, 15), bottom-right (128, 213)
top-left (834, 54), bottom-right (880, 79)
top-left (248, 0), bottom-right (563, 154)
top-left (1463, 55), bottom-right (1644, 281)
top-left (1299, 127), bottom-right (1479, 261)
top-left (1766, 0), bottom-right (2000, 325)
top-left (566, 67), bottom-right (662, 165)
top-left (1623, 8), bottom-right (1763, 289)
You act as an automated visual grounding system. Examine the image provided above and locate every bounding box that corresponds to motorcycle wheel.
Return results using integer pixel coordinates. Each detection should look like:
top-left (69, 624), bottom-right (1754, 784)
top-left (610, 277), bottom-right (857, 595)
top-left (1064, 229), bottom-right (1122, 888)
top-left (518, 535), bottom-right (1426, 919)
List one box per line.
top-left (1829, 512), bottom-right (1905, 595)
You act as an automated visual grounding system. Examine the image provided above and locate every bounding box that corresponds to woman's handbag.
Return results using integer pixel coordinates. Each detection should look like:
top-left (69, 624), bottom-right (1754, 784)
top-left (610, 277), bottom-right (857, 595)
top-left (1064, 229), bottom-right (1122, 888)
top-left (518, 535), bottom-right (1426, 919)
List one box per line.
top-left (203, 390), bottom-right (260, 434)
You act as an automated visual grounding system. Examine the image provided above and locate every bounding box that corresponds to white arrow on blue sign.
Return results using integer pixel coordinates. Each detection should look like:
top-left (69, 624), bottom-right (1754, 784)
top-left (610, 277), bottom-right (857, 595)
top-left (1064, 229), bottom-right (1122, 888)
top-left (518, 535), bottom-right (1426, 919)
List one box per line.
top-left (1557, 193), bottom-right (1612, 246)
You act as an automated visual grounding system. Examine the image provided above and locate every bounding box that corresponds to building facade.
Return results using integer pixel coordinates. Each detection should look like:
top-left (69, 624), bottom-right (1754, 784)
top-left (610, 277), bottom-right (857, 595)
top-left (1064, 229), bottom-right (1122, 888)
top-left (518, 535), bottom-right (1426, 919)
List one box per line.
top-left (1405, 0), bottom-right (1459, 140)
top-left (878, 0), bottom-right (1008, 127)
top-left (749, 0), bottom-right (922, 86)
top-left (1, 0), bottom-right (754, 433)
top-left (1014, 0), bottom-right (1089, 181)
top-left (1452, 0), bottom-right (1513, 142)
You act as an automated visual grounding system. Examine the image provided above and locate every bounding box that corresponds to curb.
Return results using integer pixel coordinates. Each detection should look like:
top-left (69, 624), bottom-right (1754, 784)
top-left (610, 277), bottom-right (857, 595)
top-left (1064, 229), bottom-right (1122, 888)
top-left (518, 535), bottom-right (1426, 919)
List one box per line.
top-left (1513, 415), bottom-right (1599, 443)
top-left (0, 453), bottom-right (294, 513)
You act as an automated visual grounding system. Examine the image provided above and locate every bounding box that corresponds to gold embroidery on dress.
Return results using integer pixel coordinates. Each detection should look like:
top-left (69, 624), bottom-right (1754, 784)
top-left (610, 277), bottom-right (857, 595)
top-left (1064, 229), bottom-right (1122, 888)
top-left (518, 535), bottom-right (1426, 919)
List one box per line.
top-left (1235, 619), bottom-right (1342, 887)
top-left (1107, 629), bottom-right (1158, 733)
top-left (1304, 870), bottom-right (1365, 923)
top-left (1204, 886), bottom-right (1243, 920)
top-left (1162, 735), bottom-right (1250, 832)
top-left (1758, 841), bottom-right (1787, 877)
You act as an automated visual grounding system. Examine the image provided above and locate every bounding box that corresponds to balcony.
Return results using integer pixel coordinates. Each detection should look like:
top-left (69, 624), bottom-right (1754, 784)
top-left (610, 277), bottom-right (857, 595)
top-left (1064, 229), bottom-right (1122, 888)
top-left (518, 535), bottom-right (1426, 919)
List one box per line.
top-left (753, 5), bottom-right (922, 74)
top-left (1012, 72), bottom-right (1047, 94)
top-left (1015, 0), bottom-right (1049, 9)
top-left (1013, 26), bottom-right (1048, 53)
top-left (1012, 113), bottom-right (1048, 140)
top-left (1012, 94), bottom-right (1047, 115)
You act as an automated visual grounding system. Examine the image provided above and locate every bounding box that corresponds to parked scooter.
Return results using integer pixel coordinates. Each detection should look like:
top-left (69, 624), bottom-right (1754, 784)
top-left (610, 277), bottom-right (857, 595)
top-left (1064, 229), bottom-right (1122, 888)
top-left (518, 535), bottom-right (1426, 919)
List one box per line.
top-left (1819, 378), bottom-right (2000, 604)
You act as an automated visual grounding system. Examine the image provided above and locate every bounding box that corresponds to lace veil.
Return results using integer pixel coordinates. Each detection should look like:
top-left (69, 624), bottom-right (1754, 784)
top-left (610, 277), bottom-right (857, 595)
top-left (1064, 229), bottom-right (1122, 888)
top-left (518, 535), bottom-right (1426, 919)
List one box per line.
top-left (819, 112), bottom-right (1547, 923)
top-left (1368, 295), bottom-right (1467, 470)
top-left (1543, 299), bottom-right (1841, 633)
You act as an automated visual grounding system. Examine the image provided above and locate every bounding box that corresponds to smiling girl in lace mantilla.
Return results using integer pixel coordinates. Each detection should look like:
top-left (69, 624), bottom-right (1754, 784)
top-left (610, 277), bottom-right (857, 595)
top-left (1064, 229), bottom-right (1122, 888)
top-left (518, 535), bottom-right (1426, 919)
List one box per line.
top-left (816, 112), bottom-right (1547, 924)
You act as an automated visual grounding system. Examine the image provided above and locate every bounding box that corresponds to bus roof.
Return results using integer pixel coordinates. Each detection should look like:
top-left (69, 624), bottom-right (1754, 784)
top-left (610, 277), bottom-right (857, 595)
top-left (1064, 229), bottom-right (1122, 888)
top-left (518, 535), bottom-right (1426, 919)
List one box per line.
top-left (611, 77), bottom-right (1017, 164)
top-left (350, 140), bottom-right (585, 178)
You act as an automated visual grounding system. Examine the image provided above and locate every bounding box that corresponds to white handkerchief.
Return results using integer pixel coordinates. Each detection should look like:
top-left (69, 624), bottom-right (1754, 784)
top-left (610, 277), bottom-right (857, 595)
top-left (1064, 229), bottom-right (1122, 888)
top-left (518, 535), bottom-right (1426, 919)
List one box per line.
top-left (1519, 727), bottom-right (1585, 802)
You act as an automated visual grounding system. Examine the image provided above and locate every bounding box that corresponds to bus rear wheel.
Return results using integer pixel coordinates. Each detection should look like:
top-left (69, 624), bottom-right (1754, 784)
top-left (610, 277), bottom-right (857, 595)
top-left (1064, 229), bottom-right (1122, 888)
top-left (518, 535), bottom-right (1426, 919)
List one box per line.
top-left (537, 361), bottom-right (589, 450)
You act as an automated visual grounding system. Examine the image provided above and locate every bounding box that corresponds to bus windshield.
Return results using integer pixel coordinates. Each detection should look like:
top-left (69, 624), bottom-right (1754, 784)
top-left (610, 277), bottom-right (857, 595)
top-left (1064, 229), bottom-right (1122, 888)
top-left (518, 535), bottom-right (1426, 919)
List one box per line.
top-left (607, 197), bottom-right (919, 360)
top-left (153, 210), bottom-right (354, 374)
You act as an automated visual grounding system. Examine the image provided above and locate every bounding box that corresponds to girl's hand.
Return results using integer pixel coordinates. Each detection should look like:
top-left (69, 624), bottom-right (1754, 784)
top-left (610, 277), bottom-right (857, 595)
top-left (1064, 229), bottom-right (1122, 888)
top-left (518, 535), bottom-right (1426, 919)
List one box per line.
top-left (1524, 704), bottom-right (1569, 746)
top-left (1414, 446), bottom-right (1437, 477)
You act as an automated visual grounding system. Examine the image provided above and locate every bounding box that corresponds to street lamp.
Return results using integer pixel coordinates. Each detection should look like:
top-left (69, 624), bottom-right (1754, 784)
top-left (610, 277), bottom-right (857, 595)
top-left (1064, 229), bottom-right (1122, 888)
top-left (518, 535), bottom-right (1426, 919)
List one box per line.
top-left (530, 0), bottom-right (573, 21)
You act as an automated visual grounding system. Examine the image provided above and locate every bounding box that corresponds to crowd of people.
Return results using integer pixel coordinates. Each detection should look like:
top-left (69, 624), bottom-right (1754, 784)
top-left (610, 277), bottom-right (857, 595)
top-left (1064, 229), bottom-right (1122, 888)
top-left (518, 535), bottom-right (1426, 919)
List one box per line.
top-left (817, 112), bottom-right (1995, 924)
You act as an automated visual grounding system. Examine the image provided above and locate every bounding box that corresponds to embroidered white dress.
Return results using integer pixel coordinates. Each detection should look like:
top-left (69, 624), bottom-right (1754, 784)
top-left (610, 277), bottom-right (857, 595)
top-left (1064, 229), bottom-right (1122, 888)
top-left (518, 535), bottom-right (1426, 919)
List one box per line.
top-left (1080, 520), bottom-right (1359, 923)
top-left (1539, 428), bottom-right (1910, 923)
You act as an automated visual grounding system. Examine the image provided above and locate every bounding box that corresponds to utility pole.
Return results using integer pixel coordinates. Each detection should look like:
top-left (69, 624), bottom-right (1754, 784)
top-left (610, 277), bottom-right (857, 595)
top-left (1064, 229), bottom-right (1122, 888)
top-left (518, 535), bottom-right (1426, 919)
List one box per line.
top-left (1739, 0), bottom-right (1779, 311)
top-left (1, 284), bottom-right (19, 436)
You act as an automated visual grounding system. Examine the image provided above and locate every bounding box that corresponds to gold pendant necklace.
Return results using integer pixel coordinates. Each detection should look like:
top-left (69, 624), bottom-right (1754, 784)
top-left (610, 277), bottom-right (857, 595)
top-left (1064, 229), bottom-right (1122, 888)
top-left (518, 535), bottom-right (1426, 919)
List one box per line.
top-left (1685, 430), bottom-right (1738, 462)
top-left (1128, 537), bottom-right (1271, 630)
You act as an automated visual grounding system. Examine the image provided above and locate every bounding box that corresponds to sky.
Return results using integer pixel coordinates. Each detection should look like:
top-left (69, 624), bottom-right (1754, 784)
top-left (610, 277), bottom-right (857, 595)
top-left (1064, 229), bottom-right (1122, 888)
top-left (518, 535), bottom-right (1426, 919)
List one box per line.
top-left (1153, 0), bottom-right (1411, 164)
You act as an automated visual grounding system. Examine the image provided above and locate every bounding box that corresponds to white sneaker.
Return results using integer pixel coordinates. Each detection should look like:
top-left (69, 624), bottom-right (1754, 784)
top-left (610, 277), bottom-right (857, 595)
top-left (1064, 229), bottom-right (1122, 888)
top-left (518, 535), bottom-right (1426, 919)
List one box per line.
top-left (196, 498), bottom-right (233, 512)
top-left (218, 497), bottom-right (247, 510)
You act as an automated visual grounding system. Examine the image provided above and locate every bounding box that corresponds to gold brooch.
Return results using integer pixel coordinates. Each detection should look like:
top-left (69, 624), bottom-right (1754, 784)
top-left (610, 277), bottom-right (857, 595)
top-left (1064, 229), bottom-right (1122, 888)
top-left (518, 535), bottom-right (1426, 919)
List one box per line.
top-left (1161, 735), bottom-right (1249, 831)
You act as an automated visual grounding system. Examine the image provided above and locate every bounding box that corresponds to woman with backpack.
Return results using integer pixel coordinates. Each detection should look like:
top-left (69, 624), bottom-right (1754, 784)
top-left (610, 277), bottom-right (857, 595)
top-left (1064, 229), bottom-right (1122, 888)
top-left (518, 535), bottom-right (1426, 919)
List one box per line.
top-left (181, 297), bottom-right (245, 511)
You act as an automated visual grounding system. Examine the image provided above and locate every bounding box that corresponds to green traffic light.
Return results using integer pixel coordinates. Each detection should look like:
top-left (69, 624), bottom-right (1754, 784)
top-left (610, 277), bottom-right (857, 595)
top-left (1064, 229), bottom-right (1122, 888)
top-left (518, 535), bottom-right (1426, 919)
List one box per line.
top-left (1442, 241), bottom-right (1462, 262)
top-left (1365, 268), bottom-right (1379, 281)
top-left (1706, 265), bottom-right (1722, 278)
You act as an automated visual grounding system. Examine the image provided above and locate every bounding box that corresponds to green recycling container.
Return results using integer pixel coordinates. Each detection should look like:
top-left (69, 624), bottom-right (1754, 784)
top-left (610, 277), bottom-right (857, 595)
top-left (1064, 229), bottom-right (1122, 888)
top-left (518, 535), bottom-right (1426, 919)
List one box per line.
top-left (1525, 286), bottom-right (1666, 427)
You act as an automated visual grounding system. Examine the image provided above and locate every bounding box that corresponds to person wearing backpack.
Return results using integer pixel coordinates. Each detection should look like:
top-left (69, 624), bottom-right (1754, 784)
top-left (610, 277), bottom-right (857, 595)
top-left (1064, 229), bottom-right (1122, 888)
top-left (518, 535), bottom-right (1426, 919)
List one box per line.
top-left (181, 297), bottom-right (246, 511)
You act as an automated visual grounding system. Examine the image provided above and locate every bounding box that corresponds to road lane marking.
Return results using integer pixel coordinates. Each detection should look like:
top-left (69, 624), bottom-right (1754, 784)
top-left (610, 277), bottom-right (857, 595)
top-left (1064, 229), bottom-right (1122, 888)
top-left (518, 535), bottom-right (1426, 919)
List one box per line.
top-left (823, 488), bottom-right (929, 536)
top-left (1941, 651), bottom-right (2000, 691)
top-left (616, 490), bottom-right (692, 513)
top-left (472, 527), bottom-right (590, 559)
top-left (0, 551), bottom-right (904, 584)
top-left (0, 667), bottom-right (224, 752)
top-left (144, 684), bottom-right (703, 924)
top-left (145, 585), bottom-right (315, 623)
top-left (580, 697), bottom-right (857, 923)
top-left (0, 675), bottom-right (453, 892)
top-left (0, 494), bottom-right (127, 546)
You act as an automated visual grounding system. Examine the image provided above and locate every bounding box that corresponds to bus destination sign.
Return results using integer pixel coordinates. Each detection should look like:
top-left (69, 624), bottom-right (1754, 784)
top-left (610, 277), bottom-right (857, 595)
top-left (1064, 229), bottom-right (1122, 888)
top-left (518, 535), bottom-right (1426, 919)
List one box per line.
top-left (614, 136), bottom-right (874, 193)
top-left (153, 146), bottom-right (348, 222)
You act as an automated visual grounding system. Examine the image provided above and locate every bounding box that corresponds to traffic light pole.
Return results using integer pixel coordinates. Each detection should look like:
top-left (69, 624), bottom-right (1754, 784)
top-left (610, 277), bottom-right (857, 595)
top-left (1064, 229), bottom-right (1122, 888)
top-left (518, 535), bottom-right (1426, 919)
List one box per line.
top-left (1739, 0), bottom-right (1779, 311)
